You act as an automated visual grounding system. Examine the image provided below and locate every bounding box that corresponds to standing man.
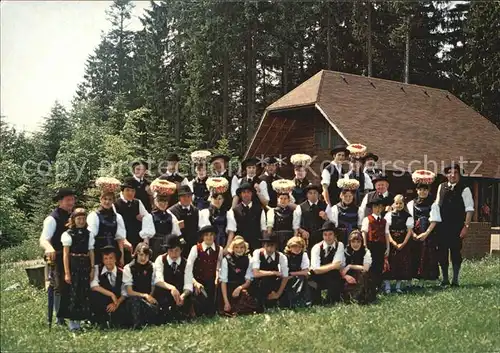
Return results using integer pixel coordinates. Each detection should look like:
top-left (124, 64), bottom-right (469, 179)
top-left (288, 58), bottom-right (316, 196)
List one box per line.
top-left (293, 184), bottom-right (329, 251)
top-left (322, 145), bottom-right (349, 206)
top-left (363, 152), bottom-right (383, 182)
top-left (258, 156), bottom-right (283, 208)
top-left (39, 187), bottom-right (76, 325)
top-left (436, 164), bottom-right (474, 287)
top-left (159, 153), bottom-right (189, 206)
top-left (130, 160), bottom-right (152, 212)
top-left (210, 154), bottom-right (233, 211)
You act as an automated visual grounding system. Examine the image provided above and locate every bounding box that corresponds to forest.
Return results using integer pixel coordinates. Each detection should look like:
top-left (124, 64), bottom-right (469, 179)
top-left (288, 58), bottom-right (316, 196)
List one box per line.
top-left (1, 0), bottom-right (499, 249)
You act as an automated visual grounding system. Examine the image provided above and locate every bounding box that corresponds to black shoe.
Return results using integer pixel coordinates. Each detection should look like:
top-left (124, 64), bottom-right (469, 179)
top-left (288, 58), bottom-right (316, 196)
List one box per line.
top-left (440, 280), bottom-right (450, 287)
top-left (451, 282), bottom-right (460, 288)
top-left (56, 317), bottom-right (66, 326)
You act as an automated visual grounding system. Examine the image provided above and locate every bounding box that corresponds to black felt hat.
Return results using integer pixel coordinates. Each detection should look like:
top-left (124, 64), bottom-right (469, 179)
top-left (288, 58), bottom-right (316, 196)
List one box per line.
top-left (210, 154), bottom-right (230, 163)
top-left (367, 195), bottom-right (390, 207)
top-left (319, 221), bottom-right (338, 233)
top-left (236, 182), bottom-right (254, 197)
top-left (364, 152), bottom-right (379, 162)
top-left (199, 224), bottom-right (217, 235)
top-left (242, 157), bottom-right (260, 169)
top-left (372, 174), bottom-right (389, 185)
top-left (177, 185), bottom-right (193, 196)
top-left (304, 184), bottom-right (322, 193)
top-left (52, 187), bottom-right (76, 202)
top-left (161, 234), bottom-right (184, 250)
top-left (259, 233), bottom-right (279, 244)
top-left (330, 145), bottom-right (349, 156)
top-left (132, 160), bottom-right (149, 169)
top-left (100, 245), bottom-right (121, 258)
top-left (166, 153), bottom-right (180, 162)
top-left (443, 163), bottom-right (465, 175)
top-left (121, 177), bottom-right (136, 190)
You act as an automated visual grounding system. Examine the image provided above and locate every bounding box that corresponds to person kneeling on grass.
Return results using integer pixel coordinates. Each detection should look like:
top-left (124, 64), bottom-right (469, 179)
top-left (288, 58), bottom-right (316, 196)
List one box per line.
top-left (123, 242), bottom-right (159, 329)
top-left (282, 236), bottom-right (311, 308)
top-left (62, 208), bottom-right (94, 331)
top-left (220, 236), bottom-right (259, 316)
top-left (90, 245), bottom-right (127, 328)
top-left (153, 234), bottom-right (193, 323)
top-left (341, 230), bottom-right (375, 304)
top-left (308, 221), bottom-right (345, 305)
top-left (251, 233), bottom-right (289, 310)
top-left (185, 225), bottom-right (223, 317)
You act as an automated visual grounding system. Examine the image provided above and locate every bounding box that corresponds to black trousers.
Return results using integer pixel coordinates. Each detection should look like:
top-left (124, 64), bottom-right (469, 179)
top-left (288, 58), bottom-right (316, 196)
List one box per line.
top-left (367, 241), bottom-right (386, 290)
top-left (253, 276), bottom-right (282, 308)
top-left (192, 280), bottom-right (217, 317)
top-left (439, 225), bottom-right (463, 280)
top-left (154, 287), bottom-right (193, 323)
top-left (310, 270), bottom-right (342, 305)
top-left (48, 252), bottom-right (68, 319)
top-left (90, 292), bottom-right (127, 327)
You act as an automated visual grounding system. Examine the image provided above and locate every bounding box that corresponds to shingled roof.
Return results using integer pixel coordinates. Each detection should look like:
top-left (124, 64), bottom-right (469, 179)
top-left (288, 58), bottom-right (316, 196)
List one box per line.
top-left (248, 70), bottom-right (500, 179)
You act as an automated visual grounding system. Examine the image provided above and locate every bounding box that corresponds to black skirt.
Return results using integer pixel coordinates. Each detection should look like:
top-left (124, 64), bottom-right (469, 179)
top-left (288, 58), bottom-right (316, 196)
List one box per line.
top-left (125, 296), bottom-right (159, 328)
top-left (66, 255), bottom-right (91, 320)
top-left (342, 271), bottom-right (376, 304)
top-left (282, 275), bottom-right (312, 308)
top-left (218, 282), bottom-right (260, 316)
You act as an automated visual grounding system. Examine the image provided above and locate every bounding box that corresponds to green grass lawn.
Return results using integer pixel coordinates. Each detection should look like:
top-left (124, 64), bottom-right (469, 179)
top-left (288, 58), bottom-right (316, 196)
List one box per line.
top-left (1, 257), bottom-right (499, 353)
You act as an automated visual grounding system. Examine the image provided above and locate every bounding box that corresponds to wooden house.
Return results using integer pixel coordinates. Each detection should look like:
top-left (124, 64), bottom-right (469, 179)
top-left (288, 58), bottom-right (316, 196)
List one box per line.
top-left (244, 70), bottom-right (500, 233)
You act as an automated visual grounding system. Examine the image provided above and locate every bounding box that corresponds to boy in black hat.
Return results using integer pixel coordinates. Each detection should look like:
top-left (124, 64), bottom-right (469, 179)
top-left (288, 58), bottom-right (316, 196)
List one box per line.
top-left (344, 155), bottom-right (374, 204)
top-left (39, 187), bottom-right (76, 325)
top-left (153, 234), bottom-right (192, 322)
top-left (131, 160), bottom-right (152, 212)
top-left (322, 145), bottom-right (349, 206)
top-left (159, 153), bottom-right (189, 205)
top-left (185, 225), bottom-right (223, 317)
top-left (361, 196), bottom-right (391, 291)
top-left (251, 233), bottom-right (289, 309)
top-left (435, 163), bottom-right (474, 287)
top-left (168, 185), bottom-right (201, 258)
top-left (227, 182), bottom-right (267, 251)
top-left (363, 152), bottom-right (383, 181)
top-left (258, 156), bottom-right (283, 208)
top-left (114, 177), bottom-right (150, 263)
top-left (293, 184), bottom-right (328, 251)
top-left (309, 221), bottom-right (345, 305)
top-left (231, 157), bottom-right (266, 208)
top-left (359, 174), bottom-right (394, 219)
top-left (90, 245), bottom-right (127, 328)
top-left (210, 154), bottom-right (233, 210)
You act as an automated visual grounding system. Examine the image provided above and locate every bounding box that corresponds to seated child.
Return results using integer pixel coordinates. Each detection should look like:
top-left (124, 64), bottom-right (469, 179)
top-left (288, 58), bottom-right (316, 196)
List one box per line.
top-left (282, 236), bottom-right (311, 308)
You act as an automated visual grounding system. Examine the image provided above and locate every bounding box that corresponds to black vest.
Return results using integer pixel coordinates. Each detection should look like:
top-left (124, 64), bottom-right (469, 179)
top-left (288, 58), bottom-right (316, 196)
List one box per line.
top-left (49, 208), bottom-right (70, 252)
top-left (345, 247), bottom-right (366, 266)
top-left (191, 177), bottom-right (210, 210)
top-left (208, 205), bottom-right (228, 246)
top-left (233, 203), bottom-right (262, 247)
top-left (158, 173), bottom-right (185, 205)
top-left (68, 228), bottom-right (90, 254)
top-left (259, 173), bottom-right (282, 208)
top-left (292, 178), bottom-right (310, 205)
top-left (319, 243), bottom-right (337, 266)
top-left (97, 265), bottom-right (123, 297)
top-left (114, 198), bottom-right (142, 247)
top-left (95, 209), bottom-right (118, 249)
top-left (336, 202), bottom-right (360, 244)
top-left (413, 197), bottom-right (433, 233)
top-left (438, 182), bottom-right (467, 226)
top-left (287, 253), bottom-right (303, 273)
top-left (226, 254), bottom-right (250, 285)
top-left (389, 210), bottom-right (411, 232)
top-left (162, 255), bottom-right (186, 291)
top-left (299, 201), bottom-right (326, 234)
top-left (168, 204), bottom-right (199, 249)
top-left (131, 177), bottom-right (151, 212)
top-left (130, 260), bottom-right (154, 293)
top-left (273, 206), bottom-right (294, 232)
top-left (259, 250), bottom-right (280, 271)
top-left (152, 210), bottom-right (173, 238)
top-left (324, 164), bottom-right (344, 204)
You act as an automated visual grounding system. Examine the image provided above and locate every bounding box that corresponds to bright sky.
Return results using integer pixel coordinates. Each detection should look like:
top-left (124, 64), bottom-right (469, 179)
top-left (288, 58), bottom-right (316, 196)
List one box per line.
top-left (1, 1), bottom-right (149, 132)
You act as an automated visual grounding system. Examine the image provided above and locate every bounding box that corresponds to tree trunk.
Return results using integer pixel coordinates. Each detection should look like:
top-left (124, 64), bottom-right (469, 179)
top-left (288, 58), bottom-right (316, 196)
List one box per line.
top-left (246, 6), bottom-right (257, 147)
top-left (367, 2), bottom-right (373, 77)
top-left (327, 4), bottom-right (332, 70)
top-left (404, 16), bottom-right (410, 84)
top-left (283, 50), bottom-right (289, 94)
top-left (222, 51), bottom-right (229, 138)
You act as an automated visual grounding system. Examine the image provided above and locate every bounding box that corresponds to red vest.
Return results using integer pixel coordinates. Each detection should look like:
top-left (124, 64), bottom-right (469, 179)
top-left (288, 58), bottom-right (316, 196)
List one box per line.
top-left (193, 243), bottom-right (219, 282)
top-left (367, 214), bottom-right (386, 243)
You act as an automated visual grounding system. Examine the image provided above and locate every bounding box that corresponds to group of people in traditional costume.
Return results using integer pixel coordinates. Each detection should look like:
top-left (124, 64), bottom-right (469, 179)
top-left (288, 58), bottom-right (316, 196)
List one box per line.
top-left (39, 144), bottom-right (474, 330)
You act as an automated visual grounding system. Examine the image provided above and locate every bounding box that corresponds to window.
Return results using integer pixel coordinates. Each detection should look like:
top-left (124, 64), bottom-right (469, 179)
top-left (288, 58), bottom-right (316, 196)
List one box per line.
top-left (315, 117), bottom-right (344, 149)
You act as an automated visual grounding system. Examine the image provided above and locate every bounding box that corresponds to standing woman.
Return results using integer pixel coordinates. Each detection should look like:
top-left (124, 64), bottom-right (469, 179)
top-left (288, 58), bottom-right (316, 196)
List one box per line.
top-left (266, 179), bottom-right (296, 251)
top-left (408, 170), bottom-right (441, 286)
top-left (231, 157), bottom-right (265, 208)
top-left (344, 144), bottom-right (373, 204)
top-left (188, 151), bottom-right (212, 210)
top-left (290, 154), bottom-right (312, 206)
top-left (88, 177), bottom-right (126, 265)
top-left (130, 160), bottom-right (153, 212)
top-left (326, 178), bottom-right (362, 245)
top-left (199, 177), bottom-right (235, 249)
top-left (62, 208), bottom-right (95, 331)
top-left (140, 179), bottom-right (181, 260)
top-left (210, 154), bottom-right (233, 211)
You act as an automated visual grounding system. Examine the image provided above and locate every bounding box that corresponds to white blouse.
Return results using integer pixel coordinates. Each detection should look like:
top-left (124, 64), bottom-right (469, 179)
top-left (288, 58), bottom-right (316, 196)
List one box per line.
top-left (61, 230), bottom-right (95, 250)
top-left (87, 211), bottom-right (126, 241)
top-left (139, 211), bottom-right (182, 239)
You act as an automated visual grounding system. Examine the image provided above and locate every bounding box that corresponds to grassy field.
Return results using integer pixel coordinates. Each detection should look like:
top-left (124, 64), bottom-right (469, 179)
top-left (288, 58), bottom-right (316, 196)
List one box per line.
top-left (1, 256), bottom-right (499, 353)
